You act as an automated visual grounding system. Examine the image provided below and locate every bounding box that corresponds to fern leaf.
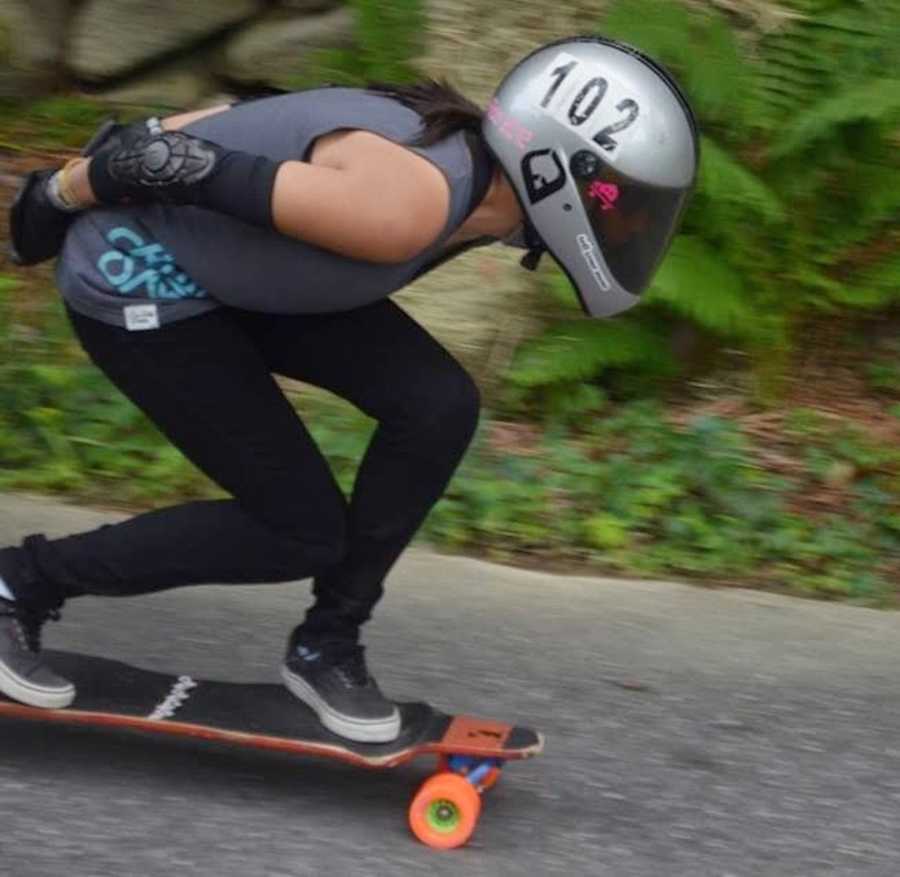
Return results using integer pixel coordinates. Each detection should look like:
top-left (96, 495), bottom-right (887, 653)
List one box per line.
top-left (507, 321), bottom-right (669, 388)
top-left (644, 236), bottom-right (755, 337)
top-left (832, 253), bottom-right (900, 308)
top-left (751, 1), bottom-right (900, 129)
top-left (602, 0), bottom-right (747, 124)
top-left (697, 136), bottom-right (786, 223)
top-left (770, 78), bottom-right (900, 158)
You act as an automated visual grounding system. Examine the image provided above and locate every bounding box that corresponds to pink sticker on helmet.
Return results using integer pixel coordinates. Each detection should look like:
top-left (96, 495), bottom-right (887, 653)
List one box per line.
top-left (487, 98), bottom-right (535, 151)
top-left (588, 181), bottom-right (620, 211)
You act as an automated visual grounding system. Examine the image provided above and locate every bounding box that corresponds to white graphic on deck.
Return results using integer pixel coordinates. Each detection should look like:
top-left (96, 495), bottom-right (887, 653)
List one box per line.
top-left (147, 675), bottom-right (198, 721)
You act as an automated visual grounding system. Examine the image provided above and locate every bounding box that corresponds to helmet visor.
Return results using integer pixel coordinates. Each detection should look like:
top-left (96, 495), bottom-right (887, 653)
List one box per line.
top-left (574, 165), bottom-right (690, 295)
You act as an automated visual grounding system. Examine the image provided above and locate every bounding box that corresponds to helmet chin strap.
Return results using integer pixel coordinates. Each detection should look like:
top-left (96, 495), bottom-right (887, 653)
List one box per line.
top-left (498, 212), bottom-right (545, 270)
top-left (520, 249), bottom-right (544, 271)
top-left (520, 217), bottom-right (546, 270)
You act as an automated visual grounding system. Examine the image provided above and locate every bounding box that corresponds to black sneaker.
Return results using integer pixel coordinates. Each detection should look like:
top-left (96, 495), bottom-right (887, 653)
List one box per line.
top-left (0, 597), bottom-right (74, 709)
top-left (281, 639), bottom-right (400, 744)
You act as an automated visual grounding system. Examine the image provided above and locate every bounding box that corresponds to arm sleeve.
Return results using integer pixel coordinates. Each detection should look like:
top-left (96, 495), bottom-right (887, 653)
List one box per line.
top-left (88, 131), bottom-right (282, 230)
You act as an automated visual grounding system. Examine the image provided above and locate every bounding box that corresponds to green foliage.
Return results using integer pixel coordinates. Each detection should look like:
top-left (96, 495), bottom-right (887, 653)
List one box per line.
top-left (422, 402), bottom-right (900, 603)
top-left (770, 77), bottom-right (900, 159)
top-left (508, 320), bottom-right (673, 388)
top-left (695, 136), bottom-right (786, 224)
top-left (0, 96), bottom-right (110, 152)
top-left (604, 0), bottom-right (747, 127)
top-left (749, 0), bottom-right (900, 133)
top-left (0, 281), bottom-right (216, 503)
top-left (0, 275), bottom-right (894, 602)
top-left (514, 0), bottom-right (900, 409)
top-left (298, 397), bottom-right (375, 495)
top-left (0, 282), bottom-right (375, 504)
top-left (642, 236), bottom-right (757, 337)
top-left (351, 0), bottom-right (426, 81)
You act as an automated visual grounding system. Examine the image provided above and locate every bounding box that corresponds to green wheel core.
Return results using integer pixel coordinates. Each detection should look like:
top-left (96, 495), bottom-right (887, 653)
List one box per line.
top-left (426, 798), bottom-right (462, 834)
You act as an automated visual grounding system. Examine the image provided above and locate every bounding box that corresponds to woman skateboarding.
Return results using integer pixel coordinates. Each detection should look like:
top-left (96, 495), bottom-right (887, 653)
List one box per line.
top-left (0, 37), bottom-right (698, 743)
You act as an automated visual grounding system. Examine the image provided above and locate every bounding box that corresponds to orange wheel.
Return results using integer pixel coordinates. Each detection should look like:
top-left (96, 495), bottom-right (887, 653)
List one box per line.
top-left (408, 772), bottom-right (482, 850)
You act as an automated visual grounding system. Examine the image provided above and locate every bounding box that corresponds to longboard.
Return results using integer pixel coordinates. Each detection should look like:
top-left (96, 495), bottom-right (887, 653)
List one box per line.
top-left (0, 651), bottom-right (543, 849)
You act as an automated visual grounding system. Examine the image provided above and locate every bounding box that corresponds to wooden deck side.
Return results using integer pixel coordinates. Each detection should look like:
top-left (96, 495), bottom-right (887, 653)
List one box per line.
top-left (0, 701), bottom-right (543, 768)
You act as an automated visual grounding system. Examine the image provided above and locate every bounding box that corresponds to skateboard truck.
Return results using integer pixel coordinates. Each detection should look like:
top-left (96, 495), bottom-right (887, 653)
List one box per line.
top-left (409, 755), bottom-right (507, 849)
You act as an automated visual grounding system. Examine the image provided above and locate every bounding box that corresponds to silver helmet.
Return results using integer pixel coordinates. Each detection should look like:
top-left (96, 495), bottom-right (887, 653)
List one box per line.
top-left (483, 36), bottom-right (699, 318)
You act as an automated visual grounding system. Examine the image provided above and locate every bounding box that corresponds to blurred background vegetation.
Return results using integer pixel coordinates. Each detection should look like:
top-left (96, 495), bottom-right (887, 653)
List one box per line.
top-left (0, 0), bottom-right (897, 602)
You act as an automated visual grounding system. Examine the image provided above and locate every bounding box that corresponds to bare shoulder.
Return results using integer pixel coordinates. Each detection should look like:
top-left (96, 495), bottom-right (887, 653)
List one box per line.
top-left (311, 130), bottom-right (451, 258)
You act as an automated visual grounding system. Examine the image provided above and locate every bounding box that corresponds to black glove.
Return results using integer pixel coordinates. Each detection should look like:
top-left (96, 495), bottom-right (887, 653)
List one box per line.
top-left (80, 116), bottom-right (160, 158)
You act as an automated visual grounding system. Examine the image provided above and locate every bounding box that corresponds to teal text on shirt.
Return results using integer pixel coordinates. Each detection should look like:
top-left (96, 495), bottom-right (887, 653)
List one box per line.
top-left (97, 226), bottom-right (207, 300)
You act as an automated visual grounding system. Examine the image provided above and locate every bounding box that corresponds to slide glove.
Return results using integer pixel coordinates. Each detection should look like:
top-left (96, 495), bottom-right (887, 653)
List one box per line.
top-left (81, 116), bottom-right (162, 158)
top-left (6, 115), bottom-right (144, 266)
top-left (88, 122), bottom-right (280, 229)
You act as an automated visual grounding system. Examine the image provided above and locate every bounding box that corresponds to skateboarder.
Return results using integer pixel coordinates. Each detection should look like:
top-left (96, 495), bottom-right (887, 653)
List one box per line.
top-left (0, 38), bottom-right (698, 742)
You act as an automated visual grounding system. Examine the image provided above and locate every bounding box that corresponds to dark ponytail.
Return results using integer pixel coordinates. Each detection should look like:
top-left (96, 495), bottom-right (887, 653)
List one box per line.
top-left (367, 79), bottom-right (484, 147)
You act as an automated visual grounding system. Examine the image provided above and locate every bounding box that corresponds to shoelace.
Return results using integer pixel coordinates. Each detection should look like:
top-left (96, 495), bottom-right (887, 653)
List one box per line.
top-left (1, 603), bottom-right (61, 653)
top-left (330, 646), bottom-right (370, 689)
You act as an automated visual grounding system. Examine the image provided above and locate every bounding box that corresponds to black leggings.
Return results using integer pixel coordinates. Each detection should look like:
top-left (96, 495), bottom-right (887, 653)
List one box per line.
top-left (0, 301), bottom-right (480, 638)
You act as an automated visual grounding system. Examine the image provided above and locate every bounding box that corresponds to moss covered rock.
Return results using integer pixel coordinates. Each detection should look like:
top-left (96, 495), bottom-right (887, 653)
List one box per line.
top-left (69, 0), bottom-right (264, 81)
top-left (219, 7), bottom-right (355, 88)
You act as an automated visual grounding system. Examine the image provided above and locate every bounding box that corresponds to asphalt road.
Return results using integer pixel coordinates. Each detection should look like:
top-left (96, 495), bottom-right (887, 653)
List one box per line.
top-left (1, 494), bottom-right (899, 876)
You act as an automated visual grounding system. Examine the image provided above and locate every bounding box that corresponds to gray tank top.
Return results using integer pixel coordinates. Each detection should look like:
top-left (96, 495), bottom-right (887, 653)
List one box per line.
top-left (57, 88), bottom-right (484, 331)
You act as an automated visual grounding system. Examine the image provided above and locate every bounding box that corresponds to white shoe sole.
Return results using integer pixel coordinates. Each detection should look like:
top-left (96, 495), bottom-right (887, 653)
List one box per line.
top-left (0, 660), bottom-right (75, 709)
top-left (280, 665), bottom-right (401, 744)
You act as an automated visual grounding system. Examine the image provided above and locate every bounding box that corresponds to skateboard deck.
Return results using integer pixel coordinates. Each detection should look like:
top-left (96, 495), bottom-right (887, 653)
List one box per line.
top-left (0, 651), bottom-right (543, 848)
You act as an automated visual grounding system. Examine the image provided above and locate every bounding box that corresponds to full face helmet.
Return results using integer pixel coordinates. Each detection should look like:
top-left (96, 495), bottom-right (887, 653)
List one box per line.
top-left (483, 36), bottom-right (700, 317)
